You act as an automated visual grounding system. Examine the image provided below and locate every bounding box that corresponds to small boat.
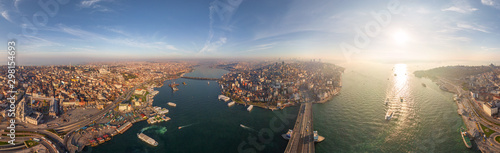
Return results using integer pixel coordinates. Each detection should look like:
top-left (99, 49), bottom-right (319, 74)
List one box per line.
top-left (182, 82), bottom-right (186, 85)
top-left (228, 101), bottom-right (235, 107)
top-left (422, 83), bottom-right (426, 87)
top-left (247, 105), bottom-right (254, 112)
top-left (207, 81), bottom-right (210, 85)
top-left (400, 97), bottom-right (403, 102)
top-left (178, 127), bottom-right (182, 129)
top-left (168, 102), bottom-right (177, 107)
top-left (385, 111), bottom-right (393, 120)
top-left (282, 129), bottom-right (293, 140)
top-left (460, 128), bottom-right (472, 148)
top-left (314, 131), bottom-right (325, 143)
top-left (385, 98), bottom-right (389, 105)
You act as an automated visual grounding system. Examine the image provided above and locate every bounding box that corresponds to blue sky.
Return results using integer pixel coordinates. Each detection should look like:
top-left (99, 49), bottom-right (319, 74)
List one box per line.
top-left (1, 0), bottom-right (500, 65)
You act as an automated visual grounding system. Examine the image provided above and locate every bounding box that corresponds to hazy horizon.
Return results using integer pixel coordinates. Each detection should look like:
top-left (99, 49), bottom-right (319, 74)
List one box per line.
top-left (1, 0), bottom-right (500, 65)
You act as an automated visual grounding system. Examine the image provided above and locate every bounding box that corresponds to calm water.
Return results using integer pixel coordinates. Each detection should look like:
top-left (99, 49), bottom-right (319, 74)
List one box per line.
top-left (88, 63), bottom-right (480, 153)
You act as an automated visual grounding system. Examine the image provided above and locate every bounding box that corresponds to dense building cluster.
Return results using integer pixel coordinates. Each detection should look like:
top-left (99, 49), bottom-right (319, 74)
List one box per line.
top-left (219, 61), bottom-right (344, 108)
top-left (465, 66), bottom-right (500, 117)
top-left (0, 62), bottom-right (192, 124)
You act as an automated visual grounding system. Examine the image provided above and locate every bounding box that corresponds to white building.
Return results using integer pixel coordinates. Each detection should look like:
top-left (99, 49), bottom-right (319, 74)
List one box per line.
top-left (483, 102), bottom-right (498, 116)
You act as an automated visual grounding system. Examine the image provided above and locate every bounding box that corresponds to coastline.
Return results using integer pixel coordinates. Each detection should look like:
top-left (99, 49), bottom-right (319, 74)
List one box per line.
top-left (80, 68), bottom-right (194, 150)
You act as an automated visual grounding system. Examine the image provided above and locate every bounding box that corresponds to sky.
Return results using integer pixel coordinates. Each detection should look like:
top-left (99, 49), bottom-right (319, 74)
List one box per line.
top-left (1, 0), bottom-right (500, 65)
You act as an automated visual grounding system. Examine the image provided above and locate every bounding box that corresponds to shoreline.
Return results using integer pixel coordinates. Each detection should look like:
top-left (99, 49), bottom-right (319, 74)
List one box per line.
top-left (80, 69), bottom-right (194, 150)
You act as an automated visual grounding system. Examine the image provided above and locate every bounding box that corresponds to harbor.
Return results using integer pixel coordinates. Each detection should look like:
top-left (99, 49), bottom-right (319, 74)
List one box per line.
top-left (88, 63), bottom-right (478, 153)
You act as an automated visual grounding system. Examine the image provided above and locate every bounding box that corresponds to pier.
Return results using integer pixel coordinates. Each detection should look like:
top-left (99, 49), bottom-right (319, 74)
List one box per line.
top-left (180, 76), bottom-right (220, 81)
top-left (284, 102), bottom-right (315, 153)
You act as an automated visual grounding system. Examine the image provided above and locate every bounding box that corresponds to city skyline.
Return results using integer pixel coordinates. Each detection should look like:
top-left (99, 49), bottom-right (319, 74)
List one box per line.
top-left (1, 0), bottom-right (500, 64)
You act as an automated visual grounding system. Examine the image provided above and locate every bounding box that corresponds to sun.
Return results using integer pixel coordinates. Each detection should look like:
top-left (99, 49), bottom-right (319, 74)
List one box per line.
top-left (393, 29), bottom-right (409, 45)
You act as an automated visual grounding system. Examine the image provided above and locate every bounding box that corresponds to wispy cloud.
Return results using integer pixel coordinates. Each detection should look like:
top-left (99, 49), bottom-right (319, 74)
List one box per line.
top-left (79, 0), bottom-right (113, 13)
top-left (442, 0), bottom-right (477, 13)
top-left (199, 0), bottom-right (243, 53)
top-left (241, 43), bottom-right (276, 53)
top-left (481, 0), bottom-right (500, 9)
top-left (54, 24), bottom-right (178, 51)
top-left (457, 23), bottom-right (490, 33)
top-left (1, 11), bottom-right (14, 23)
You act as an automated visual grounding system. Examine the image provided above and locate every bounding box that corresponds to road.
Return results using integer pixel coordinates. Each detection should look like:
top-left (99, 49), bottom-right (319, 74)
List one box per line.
top-left (440, 77), bottom-right (500, 152)
top-left (284, 102), bottom-right (314, 153)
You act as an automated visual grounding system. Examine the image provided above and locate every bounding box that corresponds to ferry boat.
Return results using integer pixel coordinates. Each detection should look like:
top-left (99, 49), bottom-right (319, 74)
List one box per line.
top-left (172, 86), bottom-right (179, 91)
top-left (247, 105), bottom-right (254, 111)
top-left (168, 102), bottom-right (177, 107)
top-left (117, 122), bottom-right (132, 133)
top-left (314, 131), bottom-right (325, 143)
top-left (137, 133), bottom-right (158, 147)
top-left (228, 101), bottom-right (235, 107)
top-left (218, 95), bottom-right (230, 102)
top-left (282, 129), bottom-right (293, 140)
top-left (385, 111), bottom-right (393, 120)
top-left (460, 128), bottom-right (472, 148)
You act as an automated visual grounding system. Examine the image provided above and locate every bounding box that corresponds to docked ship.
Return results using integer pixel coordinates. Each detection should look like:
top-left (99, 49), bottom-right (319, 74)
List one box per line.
top-left (147, 114), bottom-right (171, 124)
top-left (247, 105), bottom-right (254, 112)
top-left (218, 95), bottom-right (230, 102)
top-left (385, 111), bottom-right (393, 120)
top-left (153, 106), bottom-right (169, 114)
top-left (460, 128), bottom-right (472, 148)
top-left (169, 82), bottom-right (179, 91)
top-left (116, 122), bottom-right (132, 133)
top-left (314, 131), bottom-right (325, 143)
top-left (282, 129), bottom-right (293, 140)
top-left (228, 101), bottom-right (235, 107)
top-left (137, 133), bottom-right (158, 147)
top-left (168, 102), bottom-right (177, 107)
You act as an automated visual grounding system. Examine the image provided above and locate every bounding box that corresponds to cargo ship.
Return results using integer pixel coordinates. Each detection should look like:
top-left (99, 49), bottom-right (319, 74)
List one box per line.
top-left (460, 128), bottom-right (472, 148)
top-left (247, 105), bottom-right (253, 112)
top-left (137, 133), bottom-right (158, 147)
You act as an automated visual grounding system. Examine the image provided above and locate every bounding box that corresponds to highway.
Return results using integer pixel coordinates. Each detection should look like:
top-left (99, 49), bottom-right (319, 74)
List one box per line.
top-left (284, 102), bottom-right (315, 153)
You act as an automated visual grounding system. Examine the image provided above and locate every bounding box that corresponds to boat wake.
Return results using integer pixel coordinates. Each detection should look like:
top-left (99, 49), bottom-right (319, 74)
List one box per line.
top-left (140, 125), bottom-right (168, 134)
top-left (240, 124), bottom-right (257, 132)
top-left (178, 123), bottom-right (198, 129)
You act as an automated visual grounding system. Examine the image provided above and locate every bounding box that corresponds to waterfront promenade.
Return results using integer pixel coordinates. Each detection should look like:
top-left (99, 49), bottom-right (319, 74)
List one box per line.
top-left (284, 102), bottom-right (315, 153)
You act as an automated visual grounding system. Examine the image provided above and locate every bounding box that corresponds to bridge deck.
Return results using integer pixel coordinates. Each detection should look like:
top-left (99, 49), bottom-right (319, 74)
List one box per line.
top-left (284, 102), bottom-right (314, 153)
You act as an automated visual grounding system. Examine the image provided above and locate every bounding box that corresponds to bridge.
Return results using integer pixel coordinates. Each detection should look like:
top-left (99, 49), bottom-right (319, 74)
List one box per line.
top-left (284, 102), bottom-right (315, 153)
top-left (180, 76), bottom-right (221, 81)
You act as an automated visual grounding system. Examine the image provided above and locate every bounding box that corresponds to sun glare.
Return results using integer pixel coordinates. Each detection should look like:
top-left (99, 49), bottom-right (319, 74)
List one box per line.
top-left (393, 30), bottom-right (409, 45)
